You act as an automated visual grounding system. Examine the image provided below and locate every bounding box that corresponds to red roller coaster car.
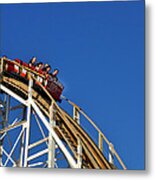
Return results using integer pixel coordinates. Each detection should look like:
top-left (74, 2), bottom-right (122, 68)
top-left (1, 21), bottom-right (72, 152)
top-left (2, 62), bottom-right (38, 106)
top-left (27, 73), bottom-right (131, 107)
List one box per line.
top-left (4, 58), bottom-right (64, 102)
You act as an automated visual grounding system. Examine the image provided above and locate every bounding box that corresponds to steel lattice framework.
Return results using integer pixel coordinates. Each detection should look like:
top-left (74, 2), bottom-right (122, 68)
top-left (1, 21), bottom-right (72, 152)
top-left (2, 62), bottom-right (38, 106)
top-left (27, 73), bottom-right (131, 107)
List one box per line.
top-left (0, 57), bottom-right (126, 169)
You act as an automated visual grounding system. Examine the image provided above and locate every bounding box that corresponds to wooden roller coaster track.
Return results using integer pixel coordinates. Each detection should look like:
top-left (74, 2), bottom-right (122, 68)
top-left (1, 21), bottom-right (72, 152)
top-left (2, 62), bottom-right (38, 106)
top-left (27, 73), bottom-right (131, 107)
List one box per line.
top-left (0, 57), bottom-right (126, 169)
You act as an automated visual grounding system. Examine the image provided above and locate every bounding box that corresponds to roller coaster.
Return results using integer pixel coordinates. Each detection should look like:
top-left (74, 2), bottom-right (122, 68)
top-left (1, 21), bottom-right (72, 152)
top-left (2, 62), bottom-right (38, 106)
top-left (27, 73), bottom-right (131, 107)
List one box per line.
top-left (0, 57), bottom-right (126, 169)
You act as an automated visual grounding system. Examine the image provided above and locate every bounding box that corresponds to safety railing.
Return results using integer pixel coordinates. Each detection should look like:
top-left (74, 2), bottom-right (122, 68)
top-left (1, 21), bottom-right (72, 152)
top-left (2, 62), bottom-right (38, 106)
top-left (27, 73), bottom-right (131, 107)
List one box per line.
top-left (61, 97), bottom-right (127, 170)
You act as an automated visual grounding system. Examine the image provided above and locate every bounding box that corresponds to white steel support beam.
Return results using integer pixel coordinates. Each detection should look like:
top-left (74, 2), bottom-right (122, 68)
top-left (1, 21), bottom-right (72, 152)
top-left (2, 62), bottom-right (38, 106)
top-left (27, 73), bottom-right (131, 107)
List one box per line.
top-left (0, 57), bottom-right (4, 73)
top-left (2, 147), bottom-right (16, 167)
top-left (0, 120), bottom-right (26, 134)
top-left (98, 133), bottom-right (103, 152)
top-left (31, 100), bottom-right (77, 168)
top-left (0, 93), bottom-right (5, 167)
top-left (28, 161), bottom-right (46, 168)
top-left (5, 94), bottom-right (10, 124)
top-left (0, 84), bottom-right (28, 107)
top-left (0, 142), bottom-right (2, 167)
top-left (19, 106), bottom-right (27, 167)
top-left (77, 136), bottom-right (82, 168)
top-left (19, 125), bottom-right (25, 167)
top-left (109, 143), bottom-right (114, 165)
top-left (34, 113), bottom-right (48, 146)
top-left (73, 106), bottom-right (80, 124)
top-left (73, 107), bottom-right (82, 168)
top-left (28, 137), bottom-right (48, 150)
top-left (23, 77), bottom-right (33, 167)
top-left (0, 114), bottom-right (4, 167)
top-left (27, 148), bottom-right (48, 162)
top-left (0, 94), bottom-right (10, 167)
top-left (48, 102), bottom-right (56, 168)
top-left (0, 116), bottom-right (23, 141)
top-left (4, 128), bottom-right (24, 166)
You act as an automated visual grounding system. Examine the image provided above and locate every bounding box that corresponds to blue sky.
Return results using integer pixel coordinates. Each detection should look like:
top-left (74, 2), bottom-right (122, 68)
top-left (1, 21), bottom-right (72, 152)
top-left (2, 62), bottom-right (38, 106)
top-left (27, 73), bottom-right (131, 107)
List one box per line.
top-left (0, 1), bottom-right (144, 169)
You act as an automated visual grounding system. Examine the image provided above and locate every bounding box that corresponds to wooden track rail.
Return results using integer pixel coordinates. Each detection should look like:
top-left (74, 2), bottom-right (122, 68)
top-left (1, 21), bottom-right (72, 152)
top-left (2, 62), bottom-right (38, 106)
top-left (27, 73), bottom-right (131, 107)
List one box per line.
top-left (0, 58), bottom-right (126, 169)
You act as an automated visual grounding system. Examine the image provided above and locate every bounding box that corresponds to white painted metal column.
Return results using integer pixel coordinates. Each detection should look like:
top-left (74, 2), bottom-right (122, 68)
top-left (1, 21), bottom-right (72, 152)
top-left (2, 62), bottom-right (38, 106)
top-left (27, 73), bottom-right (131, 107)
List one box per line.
top-left (98, 132), bottom-right (103, 152)
top-left (73, 107), bottom-right (82, 168)
top-left (0, 94), bottom-right (10, 167)
top-left (73, 106), bottom-right (80, 124)
top-left (31, 100), bottom-right (77, 168)
top-left (0, 101), bottom-right (4, 167)
top-left (24, 75), bottom-right (33, 167)
top-left (77, 136), bottom-right (82, 168)
top-left (0, 141), bottom-right (2, 166)
top-left (109, 143), bottom-right (114, 165)
top-left (48, 102), bottom-right (56, 168)
top-left (20, 106), bottom-right (27, 167)
top-left (0, 57), bottom-right (4, 74)
top-left (19, 124), bottom-right (25, 167)
top-left (5, 94), bottom-right (10, 124)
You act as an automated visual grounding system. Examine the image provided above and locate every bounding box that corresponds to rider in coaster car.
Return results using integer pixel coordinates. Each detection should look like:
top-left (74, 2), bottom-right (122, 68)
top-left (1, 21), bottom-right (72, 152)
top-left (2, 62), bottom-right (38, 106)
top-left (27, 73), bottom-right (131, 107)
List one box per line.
top-left (2, 55), bottom-right (7, 60)
top-left (41, 63), bottom-right (50, 71)
top-left (28, 56), bottom-right (37, 68)
top-left (49, 69), bottom-right (59, 82)
top-left (35, 62), bottom-right (43, 72)
top-left (44, 65), bottom-right (51, 76)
